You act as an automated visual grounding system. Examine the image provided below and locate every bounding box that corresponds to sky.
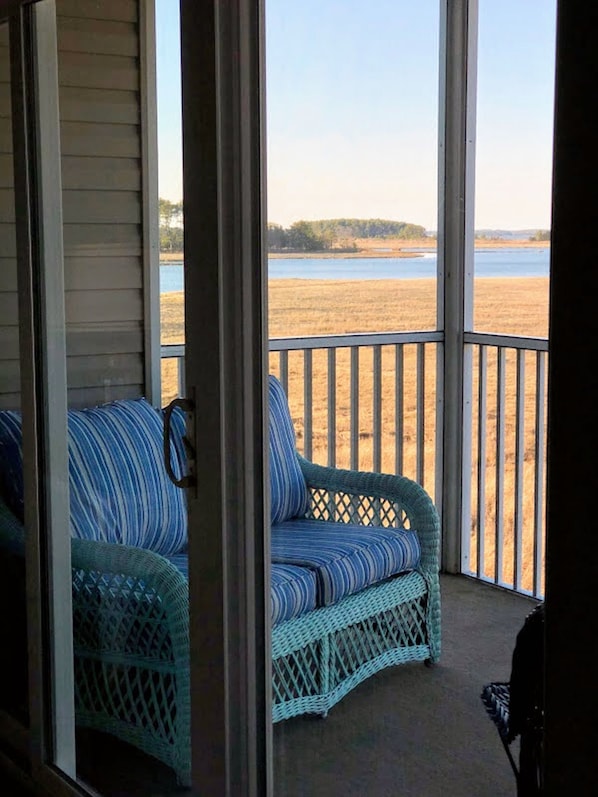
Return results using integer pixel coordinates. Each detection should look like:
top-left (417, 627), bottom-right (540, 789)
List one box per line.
top-left (155, 0), bottom-right (557, 232)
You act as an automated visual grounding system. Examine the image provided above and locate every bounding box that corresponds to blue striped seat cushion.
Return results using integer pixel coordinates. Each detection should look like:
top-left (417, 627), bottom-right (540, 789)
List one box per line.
top-left (270, 563), bottom-right (318, 625)
top-left (271, 518), bottom-right (421, 606)
top-left (166, 555), bottom-right (317, 627)
top-left (0, 399), bottom-right (188, 556)
top-left (268, 375), bottom-right (309, 524)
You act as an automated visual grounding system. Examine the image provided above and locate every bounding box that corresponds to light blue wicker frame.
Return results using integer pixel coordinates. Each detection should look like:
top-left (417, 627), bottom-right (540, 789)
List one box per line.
top-left (0, 455), bottom-right (440, 787)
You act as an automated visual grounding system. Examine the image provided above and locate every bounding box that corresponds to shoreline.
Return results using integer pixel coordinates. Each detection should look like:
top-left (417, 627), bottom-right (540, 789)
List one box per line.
top-left (159, 239), bottom-right (549, 264)
top-left (160, 274), bottom-right (549, 298)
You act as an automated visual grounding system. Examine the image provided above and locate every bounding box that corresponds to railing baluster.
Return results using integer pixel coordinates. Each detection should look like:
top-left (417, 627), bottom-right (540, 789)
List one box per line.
top-left (533, 351), bottom-right (546, 598)
top-left (494, 348), bottom-right (506, 585)
top-left (477, 345), bottom-right (487, 579)
top-left (178, 356), bottom-right (185, 398)
top-left (350, 347), bottom-right (359, 471)
top-left (327, 348), bottom-right (336, 468)
top-left (395, 344), bottom-right (404, 476)
top-left (304, 349), bottom-right (312, 461)
top-left (373, 345), bottom-right (382, 472)
top-left (279, 350), bottom-right (288, 394)
top-left (514, 350), bottom-right (525, 591)
top-left (416, 342), bottom-right (425, 486)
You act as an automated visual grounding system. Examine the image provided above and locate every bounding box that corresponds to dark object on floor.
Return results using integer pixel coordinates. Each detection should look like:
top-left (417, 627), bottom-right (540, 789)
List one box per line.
top-left (481, 602), bottom-right (544, 796)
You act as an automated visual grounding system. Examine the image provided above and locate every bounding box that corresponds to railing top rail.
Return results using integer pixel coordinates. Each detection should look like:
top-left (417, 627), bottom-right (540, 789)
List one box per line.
top-left (161, 332), bottom-right (442, 360)
top-left (464, 331), bottom-right (548, 352)
top-left (161, 343), bottom-right (186, 358)
top-left (269, 330), bottom-right (443, 351)
top-left (162, 330), bottom-right (549, 358)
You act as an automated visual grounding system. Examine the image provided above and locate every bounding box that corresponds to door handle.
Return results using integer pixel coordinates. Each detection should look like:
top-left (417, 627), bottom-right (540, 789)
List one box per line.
top-left (163, 397), bottom-right (196, 489)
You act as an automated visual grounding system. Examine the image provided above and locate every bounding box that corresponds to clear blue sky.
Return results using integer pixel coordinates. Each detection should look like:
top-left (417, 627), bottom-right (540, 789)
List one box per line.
top-left (156, 0), bottom-right (556, 231)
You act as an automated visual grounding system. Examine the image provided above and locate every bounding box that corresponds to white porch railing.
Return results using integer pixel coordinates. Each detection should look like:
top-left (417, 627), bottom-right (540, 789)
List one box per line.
top-left (463, 332), bottom-right (548, 599)
top-left (161, 331), bottom-right (547, 599)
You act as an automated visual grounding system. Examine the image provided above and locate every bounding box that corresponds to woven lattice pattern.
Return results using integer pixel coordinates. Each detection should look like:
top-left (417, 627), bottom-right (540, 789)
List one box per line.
top-left (75, 661), bottom-right (178, 742)
top-left (272, 639), bottom-right (322, 703)
top-left (70, 539), bottom-right (191, 785)
top-left (309, 488), bottom-right (409, 529)
top-left (330, 596), bottom-right (428, 682)
top-left (72, 570), bottom-right (173, 660)
top-left (271, 568), bottom-right (435, 721)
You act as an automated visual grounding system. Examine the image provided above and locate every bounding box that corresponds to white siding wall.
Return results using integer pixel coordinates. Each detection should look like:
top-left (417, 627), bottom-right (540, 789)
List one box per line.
top-left (0, 0), bottom-right (147, 409)
top-left (0, 25), bottom-right (19, 409)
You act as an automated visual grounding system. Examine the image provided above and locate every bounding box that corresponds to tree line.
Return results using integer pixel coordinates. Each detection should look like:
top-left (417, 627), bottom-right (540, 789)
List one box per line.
top-left (268, 218), bottom-right (427, 252)
top-left (159, 200), bottom-right (428, 253)
top-left (160, 200), bottom-right (550, 254)
top-left (159, 198), bottom-right (183, 253)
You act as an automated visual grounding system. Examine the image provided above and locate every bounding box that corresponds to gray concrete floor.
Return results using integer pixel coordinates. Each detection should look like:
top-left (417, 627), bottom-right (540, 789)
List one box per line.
top-left (70, 574), bottom-right (538, 796)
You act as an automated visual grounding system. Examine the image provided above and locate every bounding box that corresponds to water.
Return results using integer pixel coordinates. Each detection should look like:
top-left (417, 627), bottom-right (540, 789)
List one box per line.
top-left (160, 247), bottom-right (549, 293)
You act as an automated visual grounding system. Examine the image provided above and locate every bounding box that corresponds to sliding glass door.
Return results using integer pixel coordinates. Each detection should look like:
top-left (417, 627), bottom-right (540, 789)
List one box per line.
top-left (0, 1), bottom-right (269, 795)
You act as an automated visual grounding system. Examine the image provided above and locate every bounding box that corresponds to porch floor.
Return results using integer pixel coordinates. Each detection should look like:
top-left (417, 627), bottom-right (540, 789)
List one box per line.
top-left (76, 574), bottom-right (538, 796)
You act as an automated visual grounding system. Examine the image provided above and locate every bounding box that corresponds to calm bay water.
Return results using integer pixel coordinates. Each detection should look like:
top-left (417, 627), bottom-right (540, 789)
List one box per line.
top-left (160, 247), bottom-right (549, 293)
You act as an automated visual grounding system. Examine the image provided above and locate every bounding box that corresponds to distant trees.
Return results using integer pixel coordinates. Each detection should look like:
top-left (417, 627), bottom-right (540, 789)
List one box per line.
top-left (530, 229), bottom-right (550, 242)
top-left (307, 218), bottom-right (426, 240)
top-left (267, 221), bottom-right (331, 252)
top-left (267, 218), bottom-right (426, 252)
top-left (160, 207), bottom-right (427, 254)
top-left (159, 198), bottom-right (183, 253)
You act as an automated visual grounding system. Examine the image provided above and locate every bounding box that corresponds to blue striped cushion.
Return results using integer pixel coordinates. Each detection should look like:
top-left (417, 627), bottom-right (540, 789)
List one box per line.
top-left (166, 555), bottom-right (317, 627)
top-left (268, 375), bottom-right (309, 524)
top-left (0, 412), bottom-right (25, 521)
top-left (0, 496), bottom-right (25, 557)
top-left (0, 399), bottom-right (188, 555)
top-left (67, 399), bottom-right (187, 553)
top-left (270, 563), bottom-right (318, 625)
top-left (271, 518), bottom-right (421, 606)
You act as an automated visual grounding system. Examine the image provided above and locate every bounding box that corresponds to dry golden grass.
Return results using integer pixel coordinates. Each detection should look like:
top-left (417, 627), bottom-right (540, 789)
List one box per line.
top-left (161, 276), bottom-right (550, 594)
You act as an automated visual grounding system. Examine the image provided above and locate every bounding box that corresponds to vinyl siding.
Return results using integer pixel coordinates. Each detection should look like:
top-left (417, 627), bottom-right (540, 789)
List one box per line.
top-left (0, 23), bottom-right (19, 411)
top-left (0, 0), bottom-right (146, 410)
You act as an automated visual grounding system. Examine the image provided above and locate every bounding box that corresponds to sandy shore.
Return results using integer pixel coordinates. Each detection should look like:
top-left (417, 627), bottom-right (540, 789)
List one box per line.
top-left (160, 237), bottom-right (549, 263)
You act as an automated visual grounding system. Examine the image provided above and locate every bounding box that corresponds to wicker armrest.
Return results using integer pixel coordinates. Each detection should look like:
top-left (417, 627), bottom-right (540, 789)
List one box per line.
top-left (70, 538), bottom-right (190, 671)
top-left (296, 454), bottom-right (440, 576)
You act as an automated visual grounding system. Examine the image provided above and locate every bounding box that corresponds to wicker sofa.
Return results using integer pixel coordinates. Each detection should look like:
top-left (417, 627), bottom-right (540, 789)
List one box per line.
top-left (0, 375), bottom-right (440, 785)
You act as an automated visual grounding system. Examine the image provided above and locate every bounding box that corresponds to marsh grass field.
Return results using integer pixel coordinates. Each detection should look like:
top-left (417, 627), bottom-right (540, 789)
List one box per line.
top-left (161, 276), bottom-right (550, 593)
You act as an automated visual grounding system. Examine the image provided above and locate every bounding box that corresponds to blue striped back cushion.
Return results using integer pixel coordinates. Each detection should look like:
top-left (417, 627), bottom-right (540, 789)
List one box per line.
top-left (0, 399), bottom-right (188, 555)
top-left (268, 375), bottom-right (309, 524)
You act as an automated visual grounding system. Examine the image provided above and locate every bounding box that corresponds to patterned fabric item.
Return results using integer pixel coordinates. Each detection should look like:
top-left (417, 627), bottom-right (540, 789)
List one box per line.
top-left (268, 375), bottom-right (309, 524)
top-left (0, 399), bottom-right (188, 555)
top-left (0, 495), bottom-right (25, 557)
top-left (271, 518), bottom-right (421, 606)
top-left (481, 682), bottom-right (511, 742)
top-left (166, 554), bottom-right (317, 626)
top-left (0, 412), bottom-right (25, 520)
